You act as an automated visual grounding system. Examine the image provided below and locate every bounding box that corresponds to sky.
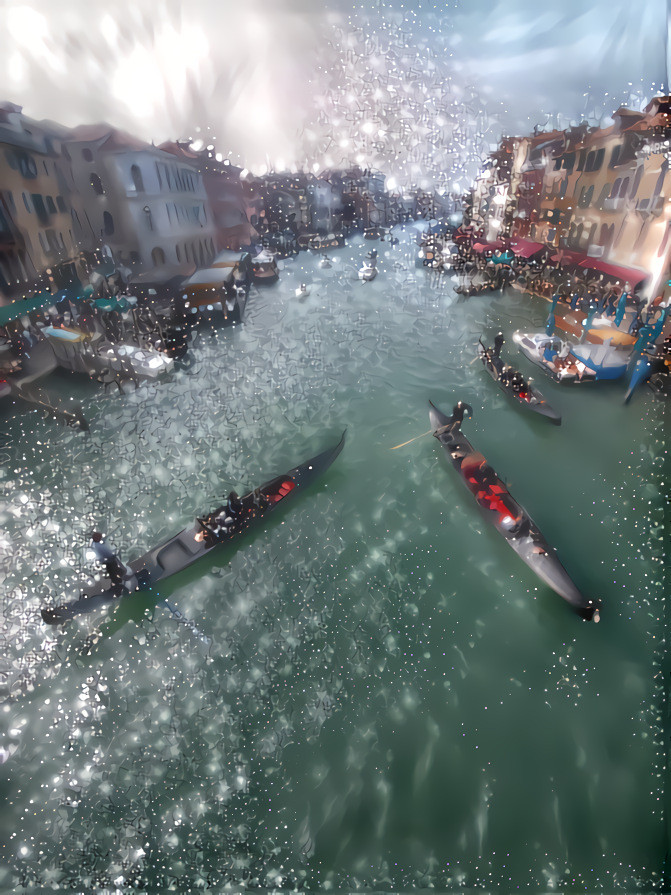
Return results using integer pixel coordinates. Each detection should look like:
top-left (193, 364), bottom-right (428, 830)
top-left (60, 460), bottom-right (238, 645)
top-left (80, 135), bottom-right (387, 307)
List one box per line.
top-left (0, 0), bottom-right (667, 183)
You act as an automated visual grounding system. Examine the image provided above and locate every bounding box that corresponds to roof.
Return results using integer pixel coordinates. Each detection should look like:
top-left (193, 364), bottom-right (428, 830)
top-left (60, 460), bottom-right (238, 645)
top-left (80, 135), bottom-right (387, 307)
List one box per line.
top-left (65, 124), bottom-right (151, 152)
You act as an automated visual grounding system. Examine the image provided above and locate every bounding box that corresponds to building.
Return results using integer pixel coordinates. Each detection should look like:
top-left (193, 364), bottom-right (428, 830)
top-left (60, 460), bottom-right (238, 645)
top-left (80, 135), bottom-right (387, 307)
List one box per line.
top-left (62, 125), bottom-right (217, 274)
top-left (159, 142), bottom-right (257, 252)
top-left (0, 102), bottom-right (82, 300)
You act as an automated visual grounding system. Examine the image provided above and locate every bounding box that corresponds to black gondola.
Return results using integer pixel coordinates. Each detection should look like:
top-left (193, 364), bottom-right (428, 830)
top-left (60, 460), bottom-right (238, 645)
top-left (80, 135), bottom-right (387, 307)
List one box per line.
top-left (477, 335), bottom-right (561, 424)
top-left (42, 433), bottom-right (346, 625)
top-left (429, 401), bottom-right (599, 621)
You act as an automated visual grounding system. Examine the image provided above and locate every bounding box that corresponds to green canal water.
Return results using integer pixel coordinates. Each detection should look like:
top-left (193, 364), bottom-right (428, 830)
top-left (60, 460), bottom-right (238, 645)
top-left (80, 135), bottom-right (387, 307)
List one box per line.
top-left (0, 230), bottom-right (666, 890)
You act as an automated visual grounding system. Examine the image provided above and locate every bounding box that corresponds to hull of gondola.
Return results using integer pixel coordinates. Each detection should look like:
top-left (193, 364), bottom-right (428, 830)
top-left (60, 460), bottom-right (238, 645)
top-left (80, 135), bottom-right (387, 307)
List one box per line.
top-left (41, 432), bottom-right (346, 625)
top-left (429, 402), bottom-right (599, 621)
top-left (477, 344), bottom-right (561, 424)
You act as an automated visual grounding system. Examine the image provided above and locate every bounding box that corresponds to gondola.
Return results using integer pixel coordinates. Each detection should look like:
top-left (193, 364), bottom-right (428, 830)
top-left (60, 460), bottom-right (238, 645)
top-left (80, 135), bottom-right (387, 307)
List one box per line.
top-left (429, 401), bottom-right (600, 621)
top-left (477, 336), bottom-right (561, 424)
top-left (41, 432), bottom-right (346, 625)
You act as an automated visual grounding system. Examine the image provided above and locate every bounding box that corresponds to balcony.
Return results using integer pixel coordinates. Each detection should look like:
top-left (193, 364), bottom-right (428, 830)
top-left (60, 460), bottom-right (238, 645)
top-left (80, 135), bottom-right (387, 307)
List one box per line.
top-left (586, 244), bottom-right (605, 258)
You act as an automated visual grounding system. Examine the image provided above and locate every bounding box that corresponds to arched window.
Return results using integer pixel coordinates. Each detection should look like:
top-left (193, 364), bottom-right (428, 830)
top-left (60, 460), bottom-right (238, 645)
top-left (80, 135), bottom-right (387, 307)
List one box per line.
top-left (184, 243), bottom-right (190, 262)
top-left (198, 242), bottom-right (205, 265)
top-left (151, 246), bottom-right (166, 267)
top-left (90, 173), bottom-right (104, 195)
top-left (131, 164), bottom-right (144, 192)
top-left (103, 211), bottom-right (114, 236)
top-left (82, 148), bottom-right (93, 162)
top-left (610, 179), bottom-right (621, 199)
top-left (618, 177), bottom-right (629, 198)
top-left (176, 244), bottom-right (181, 262)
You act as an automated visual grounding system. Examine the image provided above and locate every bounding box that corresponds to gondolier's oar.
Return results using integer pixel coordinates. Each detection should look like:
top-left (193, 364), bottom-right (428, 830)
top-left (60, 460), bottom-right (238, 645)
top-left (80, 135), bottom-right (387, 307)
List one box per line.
top-left (391, 422), bottom-right (453, 450)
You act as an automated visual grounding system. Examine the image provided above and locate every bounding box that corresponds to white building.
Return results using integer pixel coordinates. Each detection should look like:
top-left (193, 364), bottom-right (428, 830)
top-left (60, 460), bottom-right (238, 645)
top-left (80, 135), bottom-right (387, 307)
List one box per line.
top-left (63, 125), bottom-right (217, 273)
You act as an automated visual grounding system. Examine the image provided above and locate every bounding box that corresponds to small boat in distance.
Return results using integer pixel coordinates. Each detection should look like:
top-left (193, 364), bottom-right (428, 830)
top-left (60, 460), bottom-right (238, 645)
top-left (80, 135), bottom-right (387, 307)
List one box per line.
top-left (478, 335), bottom-right (561, 424)
top-left (429, 400), bottom-right (600, 621)
top-left (294, 283), bottom-right (311, 299)
top-left (42, 432), bottom-right (346, 625)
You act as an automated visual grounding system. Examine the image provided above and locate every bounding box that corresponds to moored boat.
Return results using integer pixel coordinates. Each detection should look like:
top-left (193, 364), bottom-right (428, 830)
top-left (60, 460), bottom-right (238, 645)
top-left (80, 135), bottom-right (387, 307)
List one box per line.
top-left (429, 401), bottom-right (600, 621)
top-left (252, 249), bottom-right (280, 285)
top-left (41, 432), bottom-right (346, 625)
top-left (477, 335), bottom-right (561, 424)
top-left (513, 331), bottom-right (629, 383)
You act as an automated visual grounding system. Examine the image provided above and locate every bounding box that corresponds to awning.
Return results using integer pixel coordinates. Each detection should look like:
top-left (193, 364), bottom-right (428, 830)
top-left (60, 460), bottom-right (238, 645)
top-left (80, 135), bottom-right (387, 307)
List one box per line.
top-left (509, 238), bottom-right (549, 259)
top-left (578, 258), bottom-right (649, 286)
top-left (0, 291), bottom-right (56, 327)
top-left (472, 240), bottom-right (504, 254)
top-left (550, 249), bottom-right (589, 266)
top-left (182, 267), bottom-right (235, 288)
top-left (130, 263), bottom-right (196, 286)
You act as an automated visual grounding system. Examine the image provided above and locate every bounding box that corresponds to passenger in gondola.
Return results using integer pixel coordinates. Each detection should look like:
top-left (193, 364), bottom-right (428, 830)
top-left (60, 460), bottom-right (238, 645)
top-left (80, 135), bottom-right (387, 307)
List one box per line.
top-left (226, 490), bottom-right (243, 519)
top-left (499, 365), bottom-right (513, 387)
top-left (492, 332), bottom-right (504, 357)
top-left (511, 371), bottom-right (525, 395)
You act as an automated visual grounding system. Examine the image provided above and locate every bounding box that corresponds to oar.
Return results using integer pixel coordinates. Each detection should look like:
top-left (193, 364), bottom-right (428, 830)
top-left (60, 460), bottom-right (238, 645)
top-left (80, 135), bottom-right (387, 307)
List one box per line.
top-left (390, 421), bottom-right (453, 450)
top-left (161, 599), bottom-right (212, 646)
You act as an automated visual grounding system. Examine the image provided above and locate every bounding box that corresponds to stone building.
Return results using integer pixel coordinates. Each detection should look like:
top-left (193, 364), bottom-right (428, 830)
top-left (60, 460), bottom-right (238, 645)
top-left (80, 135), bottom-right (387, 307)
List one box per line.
top-left (62, 125), bottom-right (217, 273)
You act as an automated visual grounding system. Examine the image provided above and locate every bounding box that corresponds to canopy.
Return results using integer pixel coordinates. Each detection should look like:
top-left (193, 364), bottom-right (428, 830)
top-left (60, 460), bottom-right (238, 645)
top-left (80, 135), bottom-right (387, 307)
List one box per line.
top-left (182, 267), bottom-right (234, 288)
top-left (472, 240), bottom-right (504, 254)
top-left (578, 258), bottom-right (648, 287)
top-left (0, 291), bottom-right (56, 327)
top-left (509, 238), bottom-right (548, 259)
top-left (211, 250), bottom-right (250, 268)
top-left (550, 249), bottom-right (589, 267)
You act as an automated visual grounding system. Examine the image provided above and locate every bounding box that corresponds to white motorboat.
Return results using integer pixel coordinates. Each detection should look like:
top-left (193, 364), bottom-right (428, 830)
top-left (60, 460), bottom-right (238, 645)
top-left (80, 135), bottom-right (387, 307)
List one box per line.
top-left (294, 283), bottom-right (311, 299)
top-left (513, 331), bottom-right (630, 383)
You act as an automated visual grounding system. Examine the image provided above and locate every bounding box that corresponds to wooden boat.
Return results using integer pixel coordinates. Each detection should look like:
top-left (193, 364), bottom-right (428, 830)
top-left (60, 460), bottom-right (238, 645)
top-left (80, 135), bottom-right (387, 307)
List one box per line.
top-left (41, 432), bottom-right (346, 625)
top-left (477, 336), bottom-right (561, 424)
top-left (429, 401), bottom-right (599, 621)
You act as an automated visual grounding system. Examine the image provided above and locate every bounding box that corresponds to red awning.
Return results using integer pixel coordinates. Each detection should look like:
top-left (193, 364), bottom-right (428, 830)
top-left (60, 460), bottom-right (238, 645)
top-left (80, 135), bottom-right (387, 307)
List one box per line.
top-left (509, 238), bottom-right (548, 259)
top-left (578, 258), bottom-right (649, 286)
top-left (472, 240), bottom-right (504, 254)
top-left (550, 249), bottom-right (589, 266)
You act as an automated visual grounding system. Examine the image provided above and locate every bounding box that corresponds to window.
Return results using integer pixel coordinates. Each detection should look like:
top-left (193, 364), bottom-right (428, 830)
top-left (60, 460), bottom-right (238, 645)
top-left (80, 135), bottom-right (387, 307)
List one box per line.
top-left (38, 232), bottom-right (47, 251)
top-left (5, 192), bottom-right (15, 212)
top-left (151, 246), bottom-right (166, 266)
top-left (596, 184), bottom-right (611, 208)
top-left (577, 149), bottom-right (587, 171)
top-left (176, 244), bottom-right (181, 262)
top-left (184, 243), bottom-right (190, 262)
top-left (166, 203), bottom-right (172, 225)
top-left (609, 144), bottom-right (622, 168)
top-left (71, 208), bottom-right (81, 227)
top-left (610, 179), bottom-right (621, 199)
top-left (630, 166), bottom-right (644, 199)
top-left (198, 242), bottom-right (205, 265)
top-left (559, 179), bottom-right (568, 199)
top-left (130, 164), bottom-right (144, 192)
top-left (130, 251), bottom-right (141, 264)
top-left (31, 194), bottom-right (48, 224)
top-left (46, 196), bottom-right (56, 214)
top-left (618, 177), bottom-right (629, 198)
top-left (56, 196), bottom-right (66, 213)
top-left (103, 211), bottom-right (114, 236)
top-left (82, 148), bottom-right (93, 162)
top-left (90, 173), bottom-right (104, 195)
top-left (43, 160), bottom-right (49, 175)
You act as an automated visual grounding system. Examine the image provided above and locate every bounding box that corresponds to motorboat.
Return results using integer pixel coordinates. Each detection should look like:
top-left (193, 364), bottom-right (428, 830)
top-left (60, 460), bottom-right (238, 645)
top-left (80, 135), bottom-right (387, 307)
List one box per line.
top-left (252, 249), bottom-right (279, 285)
top-left (99, 343), bottom-right (174, 379)
top-left (512, 331), bottom-right (629, 383)
top-left (294, 283), bottom-right (311, 299)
